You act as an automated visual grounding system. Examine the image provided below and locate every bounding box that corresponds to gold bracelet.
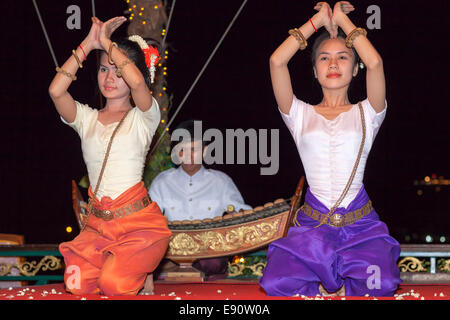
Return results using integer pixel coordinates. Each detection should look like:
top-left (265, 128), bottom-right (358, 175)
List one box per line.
top-left (116, 60), bottom-right (133, 78)
top-left (108, 42), bottom-right (118, 65)
top-left (288, 28), bottom-right (307, 50)
top-left (72, 50), bottom-right (83, 68)
top-left (56, 67), bottom-right (77, 81)
top-left (345, 27), bottom-right (367, 48)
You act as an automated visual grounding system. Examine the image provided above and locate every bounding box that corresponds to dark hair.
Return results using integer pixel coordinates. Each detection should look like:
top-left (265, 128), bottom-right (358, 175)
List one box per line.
top-left (104, 36), bottom-right (152, 89)
top-left (311, 28), bottom-right (360, 68)
top-left (171, 120), bottom-right (207, 150)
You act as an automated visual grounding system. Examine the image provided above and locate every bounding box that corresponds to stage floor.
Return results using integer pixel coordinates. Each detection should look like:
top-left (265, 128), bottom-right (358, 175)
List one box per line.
top-left (0, 280), bottom-right (449, 300)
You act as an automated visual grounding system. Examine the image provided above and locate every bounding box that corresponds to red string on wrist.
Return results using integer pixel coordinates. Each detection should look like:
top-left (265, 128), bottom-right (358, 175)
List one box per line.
top-left (79, 45), bottom-right (87, 61)
top-left (309, 19), bottom-right (317, 32)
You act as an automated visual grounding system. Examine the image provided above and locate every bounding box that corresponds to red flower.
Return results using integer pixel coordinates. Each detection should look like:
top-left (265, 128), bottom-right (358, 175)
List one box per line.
top-left (143, 45), bottom-right (160, 68)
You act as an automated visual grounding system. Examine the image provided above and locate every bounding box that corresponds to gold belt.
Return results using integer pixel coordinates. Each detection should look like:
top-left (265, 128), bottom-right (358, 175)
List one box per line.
top-left (90, 195), bottom-right (152, 221)
top-left (298, 200), bottom-right (373, 228)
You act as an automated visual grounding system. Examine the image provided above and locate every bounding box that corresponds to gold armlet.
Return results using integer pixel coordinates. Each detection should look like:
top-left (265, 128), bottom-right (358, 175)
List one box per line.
top-left (108, 42), bottom-right (118, 65)
top-left (116, 60), bottom-right (133, 78)
top-left (345, 27), bottom-right (367, 48)
top-left (72, 50), bottom-right (83, 68)
top-left (288, 28), bottom-right (307, 50)
top-left (56, 67), bottom-right (77, 81)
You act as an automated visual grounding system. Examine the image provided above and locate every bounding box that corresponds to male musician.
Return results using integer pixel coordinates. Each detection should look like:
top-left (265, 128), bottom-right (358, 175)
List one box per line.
top-left (149, 120), bottom-right (252, 279)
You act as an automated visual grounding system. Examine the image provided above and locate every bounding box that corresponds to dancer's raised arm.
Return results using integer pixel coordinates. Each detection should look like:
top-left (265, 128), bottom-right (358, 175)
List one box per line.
top-left (333, 1), bottom-right (386, 112)
top-left (98, 17), bottom-right (153, 113)
top-left (261, 1), bottom-right (401, 299)
top-left (48, 18), bottom-right (102, 123)
top-left (270, 2), bottom-right (334, 114)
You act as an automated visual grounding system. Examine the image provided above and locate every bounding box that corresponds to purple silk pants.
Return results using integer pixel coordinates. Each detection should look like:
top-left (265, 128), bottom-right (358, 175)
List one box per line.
top-left (259, 186), bottom-right (401, 297)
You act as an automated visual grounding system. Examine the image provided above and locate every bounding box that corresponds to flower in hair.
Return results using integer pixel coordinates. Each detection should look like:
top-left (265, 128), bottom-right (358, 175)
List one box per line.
top-left (143, 46), bottom-right (160, 84)
top-left (128, 34), bottom-right (160, 84)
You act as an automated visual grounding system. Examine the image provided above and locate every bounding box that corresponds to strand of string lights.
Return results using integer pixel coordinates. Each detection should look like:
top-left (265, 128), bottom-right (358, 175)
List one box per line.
top-left (149, 0), bottom-right (249, 157)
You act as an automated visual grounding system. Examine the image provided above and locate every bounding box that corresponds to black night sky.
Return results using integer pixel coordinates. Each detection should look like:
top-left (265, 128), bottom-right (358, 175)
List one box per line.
top-left (0, 0), bottom-right (449, 244)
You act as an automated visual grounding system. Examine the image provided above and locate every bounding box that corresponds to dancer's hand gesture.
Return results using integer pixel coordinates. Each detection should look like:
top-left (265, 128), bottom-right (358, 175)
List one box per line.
top-left (332, 1), bottom-right (355, 27)
top-left (83, 17), bottom-right (102, 51)
top-left (97, 16), bottom-right (127, 50)
top-left (314, 2), bottom-right (337, 38)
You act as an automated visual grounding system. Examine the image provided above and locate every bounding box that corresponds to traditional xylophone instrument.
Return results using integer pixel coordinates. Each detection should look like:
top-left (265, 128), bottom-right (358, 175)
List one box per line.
top-left (71, 176), bottom-right (305, 280)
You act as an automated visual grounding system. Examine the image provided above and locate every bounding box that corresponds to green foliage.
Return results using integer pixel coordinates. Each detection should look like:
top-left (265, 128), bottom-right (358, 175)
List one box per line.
top-left (244, 255), bottom-right (266, 266)
top-left (78, 174), bottom-right (90, 189)
top-left (143, 143), bottom-right (174, 190)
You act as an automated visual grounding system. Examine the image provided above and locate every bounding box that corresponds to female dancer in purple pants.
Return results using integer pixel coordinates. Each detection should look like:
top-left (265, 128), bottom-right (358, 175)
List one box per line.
top-left (260, 2), bottom-right (401, 297)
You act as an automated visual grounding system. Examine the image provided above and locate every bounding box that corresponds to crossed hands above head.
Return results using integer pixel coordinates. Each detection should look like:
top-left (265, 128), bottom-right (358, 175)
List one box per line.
top-left (85, 16), bottom-right (128, 51)
top-left (314, 1), bottom-right (354, 38)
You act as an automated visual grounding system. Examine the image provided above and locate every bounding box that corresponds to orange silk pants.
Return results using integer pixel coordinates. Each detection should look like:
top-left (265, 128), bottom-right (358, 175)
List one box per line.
top-left (59, 182), bottom-right (171, 296)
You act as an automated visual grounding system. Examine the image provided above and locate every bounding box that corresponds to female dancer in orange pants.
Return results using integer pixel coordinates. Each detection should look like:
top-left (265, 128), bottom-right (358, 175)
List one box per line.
top-left (49, 16), bottom-right (171, 295)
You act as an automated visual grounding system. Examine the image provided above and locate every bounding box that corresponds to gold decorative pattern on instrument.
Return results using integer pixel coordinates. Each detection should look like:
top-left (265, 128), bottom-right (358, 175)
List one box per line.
top-left (168, 233), bottom-right (201, 255)
top-left (194, 232), bottom-right (239, 251)
top-left (168, 219), bottom-right (280, 256)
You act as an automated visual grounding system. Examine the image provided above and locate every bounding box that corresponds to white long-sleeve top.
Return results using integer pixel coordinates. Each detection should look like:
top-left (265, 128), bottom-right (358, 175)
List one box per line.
top-left (149, 166), bottom-right (252, 221)
top-left (61, 98), bottom-right (161, 200)
top-left (280, 96), bottom-right (387, 209)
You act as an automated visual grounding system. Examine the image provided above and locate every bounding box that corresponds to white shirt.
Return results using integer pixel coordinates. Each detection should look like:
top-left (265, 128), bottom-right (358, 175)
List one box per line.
top-left (149, 166), bottom-right (252, 221)
top-left (280, 96), bottom-right (386, 209)
top-left (62, 98), bottom-right (161, 200)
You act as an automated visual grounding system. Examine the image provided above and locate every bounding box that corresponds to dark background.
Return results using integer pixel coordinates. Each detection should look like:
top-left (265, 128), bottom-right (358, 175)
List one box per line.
top-left (0, 0), bottom-right (448, 244)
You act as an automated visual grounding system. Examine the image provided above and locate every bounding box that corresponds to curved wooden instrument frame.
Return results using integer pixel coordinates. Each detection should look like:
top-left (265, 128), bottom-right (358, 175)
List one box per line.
top-left (71, 177), bottom-right (305, 265)
top-left (166, 207), bottom-right (291, 263)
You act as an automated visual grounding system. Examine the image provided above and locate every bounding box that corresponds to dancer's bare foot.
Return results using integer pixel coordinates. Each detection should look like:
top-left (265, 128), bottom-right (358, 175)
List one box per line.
top-left (138, 274), bottom-right (154, 295)
top-left (318, 283), bottom-right (345, 297)
top-left (318, 283), bottom-right (337, 296)
top-left (336, 284), bottom-right (345, 296)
